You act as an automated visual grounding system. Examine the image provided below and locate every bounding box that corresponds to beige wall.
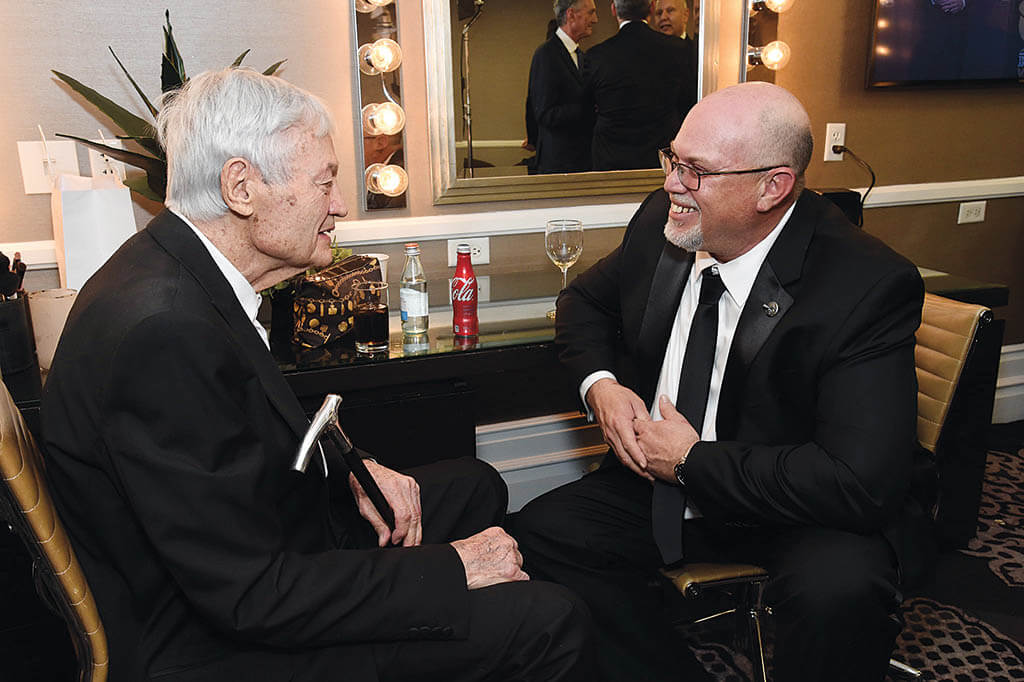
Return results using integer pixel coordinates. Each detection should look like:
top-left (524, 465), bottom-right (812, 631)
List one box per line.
top-left (774, 2), bottom-right (1024, 342)
top-left (1, 1), bottom-right (1020, 340)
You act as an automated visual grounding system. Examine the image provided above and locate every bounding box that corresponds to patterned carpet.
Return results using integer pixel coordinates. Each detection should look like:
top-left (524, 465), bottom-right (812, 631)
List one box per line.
top-left (960, 449), bottom-right (1024, 588)
top-left (685, 596), bottom-right (1024, 681)
top-left (687, 447), bottom-right (1024, 681)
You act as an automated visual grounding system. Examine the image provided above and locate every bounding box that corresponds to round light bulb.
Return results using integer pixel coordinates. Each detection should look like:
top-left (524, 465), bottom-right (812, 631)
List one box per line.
top-left (354, 0), bottom-right (376, 13)
top-left (365, 163), bottom-right (408, 197)
top-left (362, 102), bottom-right (406, 136)
top-left (760, 40), bottom-right (792, 70)
top-left (367, 0), bottom-right (395, 6)
top-left (358, 39), bottom-right (403, 75)
top-left (763, 0), bottom-right (796, 12)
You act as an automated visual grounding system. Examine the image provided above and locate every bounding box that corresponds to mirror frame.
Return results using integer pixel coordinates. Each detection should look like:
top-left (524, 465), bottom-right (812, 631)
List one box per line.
top-left (422, 0), bottom-right (721, 205)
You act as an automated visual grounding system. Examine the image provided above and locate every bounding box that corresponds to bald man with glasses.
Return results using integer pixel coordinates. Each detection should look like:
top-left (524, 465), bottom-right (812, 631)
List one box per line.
top-left (512, 82), bottom-right (934, 681)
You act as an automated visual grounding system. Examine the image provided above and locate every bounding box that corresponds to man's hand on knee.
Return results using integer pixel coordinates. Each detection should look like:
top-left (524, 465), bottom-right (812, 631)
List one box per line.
top-left (587, 379), bottom-right (653, 480)
top-left (451, 527), bottom-right (530, 589)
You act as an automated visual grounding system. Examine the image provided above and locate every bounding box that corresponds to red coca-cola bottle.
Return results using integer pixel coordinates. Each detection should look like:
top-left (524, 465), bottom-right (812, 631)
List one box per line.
top-left (451, 244), bottom-right (478, 337)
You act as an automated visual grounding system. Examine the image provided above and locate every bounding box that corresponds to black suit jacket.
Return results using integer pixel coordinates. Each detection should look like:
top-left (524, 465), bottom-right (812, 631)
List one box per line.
top-left (40, 212), bottom-right (468, 681)
top-left (556, 189), bottom-right (934, 584)
top-left (584, 22), bottom-right (697, 171)
top-left (527, 34), bottom-right (593, 174)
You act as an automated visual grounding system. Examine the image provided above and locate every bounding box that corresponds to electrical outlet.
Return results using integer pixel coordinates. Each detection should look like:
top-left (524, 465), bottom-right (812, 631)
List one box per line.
top-left (823, 123), bottom-right (846, 162)
top-left (447, 238), bottom-right (490, 266)
top-left (88, 139), bottom-right (126, 180)
top-left (957, 201), bottom-right (986, 224)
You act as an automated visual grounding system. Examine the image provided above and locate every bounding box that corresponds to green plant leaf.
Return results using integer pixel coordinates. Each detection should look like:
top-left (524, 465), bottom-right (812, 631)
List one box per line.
top-left (123, 175), bottom-right (164, 203)
top-left (54, 134), bottom-right (165, 175)
top-left (161, 10), bottom-right (187, 92)
top-left (52, 70), bottom-right (160, 147)
top-left (232, 49), bottom-right (251, 67)
top-left (108, 47), bottom-right (159, 118)
top-left (263, 60), bottom-right (287, 76)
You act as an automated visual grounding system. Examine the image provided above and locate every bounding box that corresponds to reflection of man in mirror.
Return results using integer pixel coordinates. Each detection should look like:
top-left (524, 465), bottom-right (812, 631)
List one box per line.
top-left (654, 0), bottom-right (697, 71)
top-left (526, 0), bottom-right (599, 174)
top-left (653, 0), bottom-right (688, 37)
top-left (363, 131), bottom-right (405, 209)
top-left (584, 0), bottom-right (697, 170)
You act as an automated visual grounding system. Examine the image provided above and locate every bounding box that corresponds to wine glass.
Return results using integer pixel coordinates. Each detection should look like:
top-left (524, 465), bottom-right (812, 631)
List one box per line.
top-left (545, 219), bottom-right (584, 319)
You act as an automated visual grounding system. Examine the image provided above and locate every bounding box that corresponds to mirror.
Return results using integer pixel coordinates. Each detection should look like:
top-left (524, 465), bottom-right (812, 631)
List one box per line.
top-left (355, 0), bottom-right (409, 210)
top-left (423, 0), bottom-right (716, 205)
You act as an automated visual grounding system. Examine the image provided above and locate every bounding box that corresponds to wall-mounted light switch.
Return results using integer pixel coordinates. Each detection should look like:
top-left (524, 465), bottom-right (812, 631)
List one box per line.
top-left (17, 140), bottom-right (78, 193)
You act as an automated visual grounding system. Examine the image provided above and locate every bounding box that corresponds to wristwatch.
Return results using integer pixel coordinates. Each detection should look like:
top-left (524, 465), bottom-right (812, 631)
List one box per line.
top-left (673, 454), bottom-right (688, 487)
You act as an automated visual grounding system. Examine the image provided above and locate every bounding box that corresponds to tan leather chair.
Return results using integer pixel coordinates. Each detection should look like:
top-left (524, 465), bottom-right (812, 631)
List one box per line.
top-left (661, 293), bottom-right (992, 681)
top-left (0, 381), bottom-right (108, 682)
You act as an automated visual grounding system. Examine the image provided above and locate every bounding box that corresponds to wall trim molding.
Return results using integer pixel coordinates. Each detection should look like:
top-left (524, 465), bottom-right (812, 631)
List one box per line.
top-left (332, 174), bottom-right (1024, 246)
top-left (994, 343), bottom-right (1024, 424)
top-left (8, 176), bottom-right (1023, 258)
top-left (857, 176), bottom-right (1024, 209)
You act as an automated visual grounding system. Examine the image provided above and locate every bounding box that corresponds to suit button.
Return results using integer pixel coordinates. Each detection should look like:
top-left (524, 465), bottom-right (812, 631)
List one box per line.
top-left (442, 626), bottom-right (454, 638)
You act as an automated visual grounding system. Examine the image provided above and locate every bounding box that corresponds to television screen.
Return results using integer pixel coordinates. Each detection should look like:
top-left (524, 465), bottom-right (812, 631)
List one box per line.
top-left (867, 0), bottom-right (1024, 87)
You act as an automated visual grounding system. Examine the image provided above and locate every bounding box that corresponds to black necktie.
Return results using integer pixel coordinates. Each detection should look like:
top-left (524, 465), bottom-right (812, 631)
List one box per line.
top-left (651, 268), bottom-right (726, 565)
top-left (574, 47), bottom-right (582, 70)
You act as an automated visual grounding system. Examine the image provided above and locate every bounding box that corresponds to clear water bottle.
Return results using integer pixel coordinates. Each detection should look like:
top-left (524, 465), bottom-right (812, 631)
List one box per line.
top-left (399, 242), bottom-right (429, 334)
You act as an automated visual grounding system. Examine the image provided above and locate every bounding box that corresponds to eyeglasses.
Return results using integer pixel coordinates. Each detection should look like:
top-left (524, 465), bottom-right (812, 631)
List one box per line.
top-left (658, 148), bottom-right (783, 191)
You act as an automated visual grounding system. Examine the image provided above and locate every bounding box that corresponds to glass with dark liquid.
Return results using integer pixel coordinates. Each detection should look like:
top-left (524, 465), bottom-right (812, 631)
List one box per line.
top-left (353, 281), bottom-right (390, 353)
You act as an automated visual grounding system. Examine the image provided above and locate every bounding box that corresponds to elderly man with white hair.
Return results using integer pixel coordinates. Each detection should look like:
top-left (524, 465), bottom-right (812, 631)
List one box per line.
top-left (41, 67), bottom-right (593, 682)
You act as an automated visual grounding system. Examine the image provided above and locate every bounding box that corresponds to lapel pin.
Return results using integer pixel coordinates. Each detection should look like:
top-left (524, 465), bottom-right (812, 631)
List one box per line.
top-left (762, 301), bottom-right (779, 317)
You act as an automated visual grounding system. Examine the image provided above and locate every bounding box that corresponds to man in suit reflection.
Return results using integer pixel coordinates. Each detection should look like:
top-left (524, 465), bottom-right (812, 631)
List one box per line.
top-left (41, 67), bottom-right (593, 682)
top-left (584, 0), bottom-right (696, 170)
top-left (363, 131), bottom-right (405, 209)
top-left (527, 0), bottom-right (599, 174)
top-left (512, 82), bottom-right (933, 681)
top-left (654, 0), bottom-right (698, 66)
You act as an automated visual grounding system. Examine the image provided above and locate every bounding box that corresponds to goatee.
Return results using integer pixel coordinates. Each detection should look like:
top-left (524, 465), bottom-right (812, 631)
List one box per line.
top-left (664, 219), bottom-right (703, 251)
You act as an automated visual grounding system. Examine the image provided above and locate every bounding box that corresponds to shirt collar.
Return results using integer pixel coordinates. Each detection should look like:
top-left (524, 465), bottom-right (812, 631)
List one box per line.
top-left (170, 209), bottom-right (264, 331)
top-left (555, 27), bottom-right (579, 54)
top-left (692, 200), bottom-right (797, 309)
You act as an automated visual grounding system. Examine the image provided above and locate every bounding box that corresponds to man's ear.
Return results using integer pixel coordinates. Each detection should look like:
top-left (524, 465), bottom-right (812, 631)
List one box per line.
top-left (756, 167), bottom-right (796, 213)
top-left (221, 157), bottom-right (257, 217)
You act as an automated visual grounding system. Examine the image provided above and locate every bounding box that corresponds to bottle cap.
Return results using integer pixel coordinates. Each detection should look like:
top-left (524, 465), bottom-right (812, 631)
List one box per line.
top-left (456, 243), bottom-right (471, 254)
top-left (404, 242), bottom-right (420, 255)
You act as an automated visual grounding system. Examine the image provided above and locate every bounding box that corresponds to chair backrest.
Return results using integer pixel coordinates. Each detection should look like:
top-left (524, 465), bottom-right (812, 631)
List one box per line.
top-left (914, 293), bottom-right (991, 453)
top-left (0, 381), bottom-right (108, 682)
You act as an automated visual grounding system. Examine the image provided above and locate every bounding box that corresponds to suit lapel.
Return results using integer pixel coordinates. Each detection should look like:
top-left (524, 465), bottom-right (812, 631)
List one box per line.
top-left (555, 36), bottom-right (583, 84)
top-left (636, 242), bottom-right (692, 406)
top-left (147, 212), bottom-right (310, 440)
top-left (716, 191), bottom-right (817, 436)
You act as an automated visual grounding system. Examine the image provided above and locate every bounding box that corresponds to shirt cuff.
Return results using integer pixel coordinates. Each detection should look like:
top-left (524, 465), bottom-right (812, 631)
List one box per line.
top-left (579, 370), bottom-right (617, 421)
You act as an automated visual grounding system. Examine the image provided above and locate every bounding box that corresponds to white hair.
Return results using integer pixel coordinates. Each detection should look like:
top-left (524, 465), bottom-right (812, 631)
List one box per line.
top-left (157, 67), bottom-right (333, 222)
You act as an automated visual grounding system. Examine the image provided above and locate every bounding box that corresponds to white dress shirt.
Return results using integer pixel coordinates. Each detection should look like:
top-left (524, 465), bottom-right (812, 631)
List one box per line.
top-left (580, 202), bottom-right (797, 512)
top-left (555, 27), bottom-right (582, 68)
top-left (171, 209), bottom-right (270, 350)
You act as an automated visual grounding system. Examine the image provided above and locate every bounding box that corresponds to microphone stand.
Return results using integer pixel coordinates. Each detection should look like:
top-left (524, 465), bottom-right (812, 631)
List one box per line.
top-left (460, 0), bottom-right (485, 178)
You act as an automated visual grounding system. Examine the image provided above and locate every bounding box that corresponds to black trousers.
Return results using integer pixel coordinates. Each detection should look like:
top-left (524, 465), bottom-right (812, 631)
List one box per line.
top-left (331, 457), bottom-right (595, 682)
top-left (511, 463), bottom-right (902, 682)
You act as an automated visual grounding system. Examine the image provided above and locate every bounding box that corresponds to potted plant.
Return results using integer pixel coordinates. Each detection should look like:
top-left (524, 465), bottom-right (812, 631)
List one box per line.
top-left (52, 10), bottom-right (285, 203)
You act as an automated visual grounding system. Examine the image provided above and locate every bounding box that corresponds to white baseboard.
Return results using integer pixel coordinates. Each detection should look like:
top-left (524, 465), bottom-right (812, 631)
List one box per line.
top-left (476, 412), bottom-right (605, 512)
top-left (993, 343), bottom-right (1024, 424)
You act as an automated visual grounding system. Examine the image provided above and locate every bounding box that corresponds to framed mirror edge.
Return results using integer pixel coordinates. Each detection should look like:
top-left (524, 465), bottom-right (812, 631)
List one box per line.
top-left (423, 0), bottom-right (724, 206)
